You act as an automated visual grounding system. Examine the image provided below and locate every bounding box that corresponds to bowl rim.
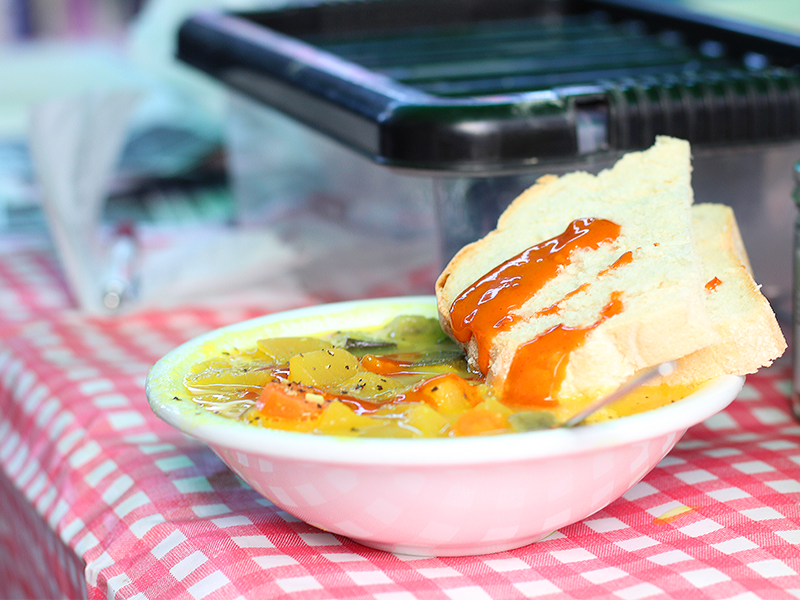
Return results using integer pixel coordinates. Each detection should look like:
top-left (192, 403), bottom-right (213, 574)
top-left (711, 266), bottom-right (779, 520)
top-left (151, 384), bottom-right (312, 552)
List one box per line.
top-left (146, 295), bottom-right (744, 466)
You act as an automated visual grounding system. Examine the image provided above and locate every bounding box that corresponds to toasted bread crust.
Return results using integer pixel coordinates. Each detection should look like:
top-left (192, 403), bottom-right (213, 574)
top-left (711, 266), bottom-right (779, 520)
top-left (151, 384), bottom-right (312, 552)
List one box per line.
top-left (665, 203), bottom-right (786, 383)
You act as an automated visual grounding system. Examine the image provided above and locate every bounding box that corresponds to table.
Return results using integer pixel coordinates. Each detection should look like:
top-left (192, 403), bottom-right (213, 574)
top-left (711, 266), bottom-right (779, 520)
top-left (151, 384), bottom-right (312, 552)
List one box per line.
top-left (1, 235), bottom-right (799, 600)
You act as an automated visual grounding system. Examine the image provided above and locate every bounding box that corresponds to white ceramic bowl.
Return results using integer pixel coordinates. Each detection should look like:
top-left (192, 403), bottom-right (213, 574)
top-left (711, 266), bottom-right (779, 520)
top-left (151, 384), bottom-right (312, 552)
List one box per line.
top-left (146, 296), bottom-right (744, 556)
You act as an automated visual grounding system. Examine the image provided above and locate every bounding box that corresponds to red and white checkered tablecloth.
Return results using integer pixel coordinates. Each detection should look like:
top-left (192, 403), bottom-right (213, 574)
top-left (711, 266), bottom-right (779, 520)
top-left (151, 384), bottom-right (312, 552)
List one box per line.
top-left (1, 238), bottom-right (799, 600)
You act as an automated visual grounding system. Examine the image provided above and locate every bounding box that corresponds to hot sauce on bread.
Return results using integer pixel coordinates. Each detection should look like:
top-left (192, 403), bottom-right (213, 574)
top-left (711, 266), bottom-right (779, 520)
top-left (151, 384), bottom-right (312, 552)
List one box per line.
top-left (436, 136), bottom-right (785, 406)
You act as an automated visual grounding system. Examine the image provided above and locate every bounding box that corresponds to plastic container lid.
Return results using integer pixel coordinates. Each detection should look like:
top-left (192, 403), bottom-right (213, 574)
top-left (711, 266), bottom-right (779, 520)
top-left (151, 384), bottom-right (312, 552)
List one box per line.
top-left (177, 0), bottom-right (800, 174)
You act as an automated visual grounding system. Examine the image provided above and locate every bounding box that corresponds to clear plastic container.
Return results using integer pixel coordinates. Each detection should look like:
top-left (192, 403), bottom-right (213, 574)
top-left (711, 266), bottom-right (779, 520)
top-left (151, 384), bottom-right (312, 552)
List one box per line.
top-left (225, 93), bottom-right (441, 300)
top-left (226, 88), bottom-right (798, 318)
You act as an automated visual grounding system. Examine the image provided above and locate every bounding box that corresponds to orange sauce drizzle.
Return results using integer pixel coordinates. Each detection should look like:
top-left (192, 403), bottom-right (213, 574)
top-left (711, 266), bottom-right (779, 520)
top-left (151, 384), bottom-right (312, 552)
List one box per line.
top-left (449, 218), bottom-right (622, 373)
top-left (526, 251), bottom-right (631, 319)
top-left (535, 283), bottom-right (590, 317)
top-left (598, 250), bottom-right (633, 277)
top-left (705, 276), bottom-right (722, 291)
top-left (502, 292), bottom-right (624, 406)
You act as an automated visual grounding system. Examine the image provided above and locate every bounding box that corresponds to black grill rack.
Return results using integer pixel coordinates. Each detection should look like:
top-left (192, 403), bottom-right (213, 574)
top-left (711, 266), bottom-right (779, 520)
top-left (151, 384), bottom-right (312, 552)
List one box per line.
top-left (177, 0), bottom-right (800, 174)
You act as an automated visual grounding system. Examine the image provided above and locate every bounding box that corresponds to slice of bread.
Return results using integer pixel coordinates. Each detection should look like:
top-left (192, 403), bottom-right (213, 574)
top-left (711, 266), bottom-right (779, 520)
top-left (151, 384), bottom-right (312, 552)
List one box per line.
top-left (664, 203), bottom-right (786, 384)
top-left (436, 136), bottom-right (722, 405)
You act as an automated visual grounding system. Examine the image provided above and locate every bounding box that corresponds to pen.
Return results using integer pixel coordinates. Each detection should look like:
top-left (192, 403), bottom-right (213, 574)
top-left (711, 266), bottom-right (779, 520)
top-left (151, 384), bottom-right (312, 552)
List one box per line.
top-left (103, 221), bottom-right (139, 310)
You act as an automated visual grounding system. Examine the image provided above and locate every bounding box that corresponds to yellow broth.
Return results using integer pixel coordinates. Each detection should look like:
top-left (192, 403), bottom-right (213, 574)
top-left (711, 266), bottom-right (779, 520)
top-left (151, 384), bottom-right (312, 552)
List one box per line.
top-left (181, 315), bottom-right (698, 438)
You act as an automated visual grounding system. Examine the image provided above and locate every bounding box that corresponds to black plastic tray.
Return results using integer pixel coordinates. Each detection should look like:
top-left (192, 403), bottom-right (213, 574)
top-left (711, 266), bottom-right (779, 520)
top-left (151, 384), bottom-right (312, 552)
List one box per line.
top-left (177, 0), bottom-right (800, 174)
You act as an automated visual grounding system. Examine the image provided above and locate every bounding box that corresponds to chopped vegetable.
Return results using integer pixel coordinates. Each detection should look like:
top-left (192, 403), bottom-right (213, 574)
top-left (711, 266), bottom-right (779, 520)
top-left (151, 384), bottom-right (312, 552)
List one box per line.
top-left (316, 401), bottom-right (382, 435)
top-left (453, 408), bottom-right (509, 436)
top-left (508, 410), bottom-right (558, 431)
top-left (337, 370), bottom-right (404, 401)
top-left (289, 348), bottom-right (359, 388)
top-left (184, 314), bottom-right (670, 438)
top-left (257, 337), bottom-right (333, 363)
top-left (255, 382), bottom-right (325, 421)
top-left (407, 373), bottom-right (483, 414)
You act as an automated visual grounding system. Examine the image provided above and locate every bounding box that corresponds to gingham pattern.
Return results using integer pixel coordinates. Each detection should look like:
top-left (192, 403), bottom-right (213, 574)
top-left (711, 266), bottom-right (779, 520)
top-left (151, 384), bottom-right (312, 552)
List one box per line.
top-left (0, 237), bottom-right (74, 333)
top-left (1, 243), bottom-right (799, 600)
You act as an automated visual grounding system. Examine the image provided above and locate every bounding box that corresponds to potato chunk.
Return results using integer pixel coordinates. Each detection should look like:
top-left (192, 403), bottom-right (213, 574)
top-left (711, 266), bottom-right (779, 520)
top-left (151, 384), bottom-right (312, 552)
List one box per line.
top-left (404, 403), bottom-right (451, 437)
top-left (185, 359), bottom-right (275, 391)
top-left (316, 401), bottom-right (382, 435)
top-left (336, 370), bottom-right (403, 401)
top-left (414, 373), bottom-right (483, 414)
top-left (289, 348), bottom-right (359, 388)
top-left (257, 337), bottom-right (333, 363)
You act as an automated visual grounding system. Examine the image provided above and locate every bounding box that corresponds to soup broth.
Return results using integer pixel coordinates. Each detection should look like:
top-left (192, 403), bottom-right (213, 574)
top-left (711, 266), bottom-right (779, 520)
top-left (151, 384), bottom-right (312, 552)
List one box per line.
top-left (181, 315), bottom-right (695, 437)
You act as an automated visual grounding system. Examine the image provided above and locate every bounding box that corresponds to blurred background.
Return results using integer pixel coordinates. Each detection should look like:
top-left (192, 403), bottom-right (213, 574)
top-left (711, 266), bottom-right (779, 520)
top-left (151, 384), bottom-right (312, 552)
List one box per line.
top-left (4, 0), bottom-right (800, 41)
top-left (0, 0), bottom-right (142, 41)
top-left (0, 0), bottom-right (294, 312)
top-left (2, 0), bottom-right (800, 316)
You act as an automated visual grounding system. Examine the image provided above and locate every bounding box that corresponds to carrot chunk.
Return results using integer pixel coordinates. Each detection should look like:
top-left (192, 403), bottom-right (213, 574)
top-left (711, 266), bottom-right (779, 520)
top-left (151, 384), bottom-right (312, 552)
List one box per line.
top-left (452, 408), bottom-right (509, 436)
top-left (256, 382), bottom-right (324, 421)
